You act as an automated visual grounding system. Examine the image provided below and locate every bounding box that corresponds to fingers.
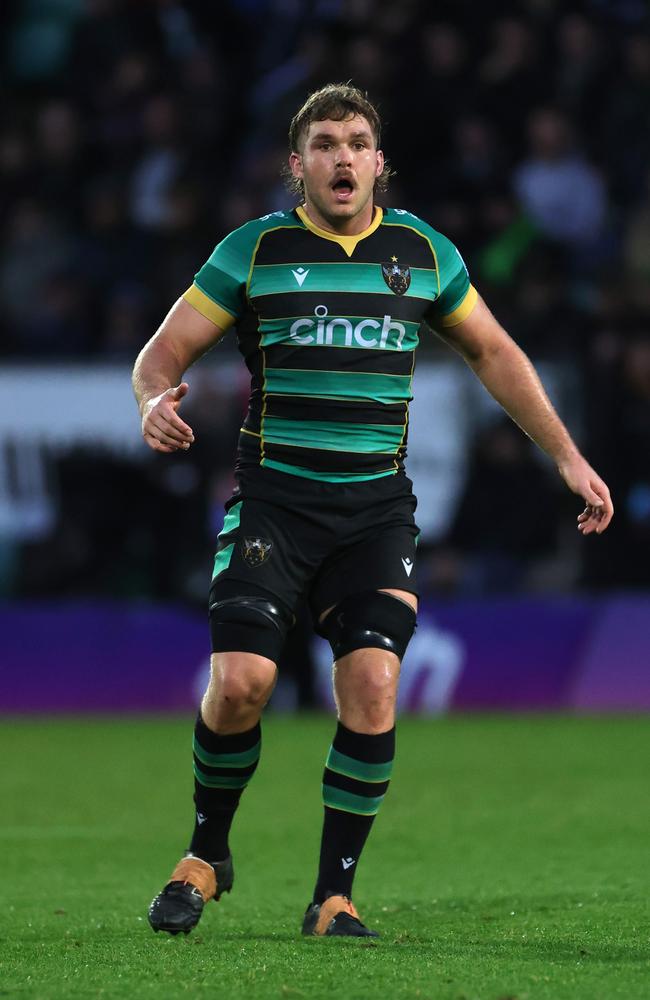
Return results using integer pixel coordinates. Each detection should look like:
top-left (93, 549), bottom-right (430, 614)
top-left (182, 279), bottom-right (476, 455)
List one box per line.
top-left (583, 488), bottom-right (604, 507)
top-left (141, 387), bottom-right (195, 451)
top-left (143, 432), bottom-right (177, 454)
top-left (170, 382), bottom-right (189, 401)
top-left (148, 412), bottom-right (194, 448)
top-left (577, 505), bottom-right (605, 535)
top-left (577, 479), bottom-right (614, 535)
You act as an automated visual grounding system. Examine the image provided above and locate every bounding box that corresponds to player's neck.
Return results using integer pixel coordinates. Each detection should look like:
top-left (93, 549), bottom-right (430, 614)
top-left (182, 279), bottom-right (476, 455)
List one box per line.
top-left (300, 200), bottom-right (376, 236)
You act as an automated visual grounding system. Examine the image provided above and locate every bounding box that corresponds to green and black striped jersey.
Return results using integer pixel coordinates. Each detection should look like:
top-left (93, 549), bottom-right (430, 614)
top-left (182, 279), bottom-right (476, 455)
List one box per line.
top-left (183, 205), bottom-right (477, 483)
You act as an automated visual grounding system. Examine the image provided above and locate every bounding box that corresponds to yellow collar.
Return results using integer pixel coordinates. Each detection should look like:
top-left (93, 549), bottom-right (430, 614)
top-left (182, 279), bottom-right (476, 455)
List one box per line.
top-left (296, 205), bottom-right (383, 258)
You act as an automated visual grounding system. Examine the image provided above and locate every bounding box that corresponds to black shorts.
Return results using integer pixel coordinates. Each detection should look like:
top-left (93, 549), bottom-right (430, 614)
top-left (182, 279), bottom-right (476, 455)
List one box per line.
top-left (209, 465), bottom-right (419, 637)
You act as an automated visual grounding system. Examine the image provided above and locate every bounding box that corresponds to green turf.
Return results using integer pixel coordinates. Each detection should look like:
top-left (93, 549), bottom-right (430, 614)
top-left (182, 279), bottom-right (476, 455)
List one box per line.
top-left (1, 715), bottom-right (648, 1000)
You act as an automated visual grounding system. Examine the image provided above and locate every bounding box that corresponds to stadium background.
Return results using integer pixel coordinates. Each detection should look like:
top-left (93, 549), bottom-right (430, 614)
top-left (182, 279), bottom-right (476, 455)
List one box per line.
top-left (1, 0), bottom-right (649, 712)
top-left (3, 5), bottom-right (650, 1000)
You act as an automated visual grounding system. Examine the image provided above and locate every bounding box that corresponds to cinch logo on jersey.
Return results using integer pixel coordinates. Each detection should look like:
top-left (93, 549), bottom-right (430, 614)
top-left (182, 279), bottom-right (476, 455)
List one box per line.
top-left (289, 305), bottom-right (407, 350)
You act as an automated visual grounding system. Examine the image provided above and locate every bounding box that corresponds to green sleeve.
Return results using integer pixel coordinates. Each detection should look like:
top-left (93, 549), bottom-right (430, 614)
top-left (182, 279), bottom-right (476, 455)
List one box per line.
top-left (182, 225), bottom-right (257, 329)
top-left (426, 231), bottom-right (476, 328)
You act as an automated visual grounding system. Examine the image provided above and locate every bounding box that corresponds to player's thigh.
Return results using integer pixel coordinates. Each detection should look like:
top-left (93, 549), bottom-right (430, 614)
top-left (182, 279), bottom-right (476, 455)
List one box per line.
top-left (209, 489), bottom-right (329, 664)
top-left (310, 517), bottom-right (420, 663)
top-left (309, 481), bottom-right (419, 629)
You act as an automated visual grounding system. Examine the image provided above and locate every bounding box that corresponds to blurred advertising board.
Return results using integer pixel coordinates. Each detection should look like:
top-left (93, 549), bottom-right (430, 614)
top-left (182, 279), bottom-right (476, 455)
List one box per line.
top-left (1, 595), bottom-right (649, 713)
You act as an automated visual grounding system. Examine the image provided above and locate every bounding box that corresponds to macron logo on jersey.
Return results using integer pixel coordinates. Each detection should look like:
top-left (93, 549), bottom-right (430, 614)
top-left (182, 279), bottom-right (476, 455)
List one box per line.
top-left (402, 556), bottom-right (413, 576)
top-left (292, 267), bottom-right (310, 287)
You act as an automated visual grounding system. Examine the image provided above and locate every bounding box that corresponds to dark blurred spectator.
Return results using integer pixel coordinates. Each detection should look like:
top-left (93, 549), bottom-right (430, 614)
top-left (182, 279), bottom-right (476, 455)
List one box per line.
top-left (0, 201), bottom-right (76, 355)
top-left (401, 22), bottom-right (472, 189)
top-left (553, 13), bottom-right (609, 123)
top-left (18, 270), bottom-right (91, 357)
top-left (623, 168), bottom-right (650, 282)
top-left (583, 332), bottom-right (650, 588)
top-left (129, 95), bottom-right (186, 230)
top-left (0, 130), bottom-right (36, 224)
top-left (509, 248), bottom-right (586, 360)
top-left (102, 282), bottom-right (153, 359)
top-left (513, 108), bottom-right (607, 254)
top-left (34, 101), bottom-right (86, 221)
top-left (445, 419), bottom-right (559, 594)
top-left (78, 177), bottom-right (149, 307)
top-left (599, 33), bottom-right (650, 206)
top-left (477, 17), bottom-right (545, 149)
top-left (5, 1), bottom-right (82, 83)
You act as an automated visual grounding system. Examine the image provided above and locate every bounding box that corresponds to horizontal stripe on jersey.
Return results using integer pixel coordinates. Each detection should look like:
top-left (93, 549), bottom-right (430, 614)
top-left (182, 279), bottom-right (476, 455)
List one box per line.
top-left (254, 291), bottom-right (428, 324)
top-left (262, 459), bottom-right (398, 483)
top-left (263, 344), bottom-right (414, 377)
top-left (262, 416), bottom-right (405, 454)
top-left (261, 441), bottom-right (403, 474)
top-left (237, 431), bottom-right (404, 476)
top-left (259, 397), bottom-right (406, 425)
top-left (249, 262), bottom-right (437, 301)
top-left (263, 368), bottom-right (412, 404)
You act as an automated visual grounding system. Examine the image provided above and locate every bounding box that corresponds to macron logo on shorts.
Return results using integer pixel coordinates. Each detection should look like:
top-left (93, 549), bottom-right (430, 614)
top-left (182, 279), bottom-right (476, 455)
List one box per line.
top-left (401, 556), bottom-right (413, 577)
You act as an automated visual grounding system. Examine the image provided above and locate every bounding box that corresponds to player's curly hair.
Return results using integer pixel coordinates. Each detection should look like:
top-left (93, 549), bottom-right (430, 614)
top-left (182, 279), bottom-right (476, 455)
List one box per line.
top-left (284, 82), bottom-right (393, 197)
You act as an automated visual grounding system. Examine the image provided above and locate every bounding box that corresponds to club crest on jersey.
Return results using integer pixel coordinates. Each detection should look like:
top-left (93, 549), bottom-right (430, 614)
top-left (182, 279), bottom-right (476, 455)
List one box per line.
top-left (242, 537), bottom-right (273, 567)
top-left (381, 259), bottom-right (411, 296)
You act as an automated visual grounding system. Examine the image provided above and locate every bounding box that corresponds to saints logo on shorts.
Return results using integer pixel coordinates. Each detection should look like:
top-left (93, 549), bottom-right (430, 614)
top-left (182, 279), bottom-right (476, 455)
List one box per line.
top-left (242, 537), bottom-right (273, 567)
top-left (381, 259), bottom-right (411, 296)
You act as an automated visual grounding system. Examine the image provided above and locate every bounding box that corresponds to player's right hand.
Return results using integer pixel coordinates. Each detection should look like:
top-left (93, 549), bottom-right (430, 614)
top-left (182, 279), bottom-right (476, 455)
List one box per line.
top-left (141, 382), bottom-right (195, 453)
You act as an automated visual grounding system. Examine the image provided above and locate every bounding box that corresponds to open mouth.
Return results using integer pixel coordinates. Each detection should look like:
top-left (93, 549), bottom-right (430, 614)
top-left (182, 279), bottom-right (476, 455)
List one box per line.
top-left (331, 177), bottom-right (355, 201)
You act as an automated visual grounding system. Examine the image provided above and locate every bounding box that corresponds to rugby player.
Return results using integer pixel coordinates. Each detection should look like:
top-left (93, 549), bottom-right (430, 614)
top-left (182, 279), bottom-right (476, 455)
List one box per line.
top-left (133, 83), bottom-right (613, 938)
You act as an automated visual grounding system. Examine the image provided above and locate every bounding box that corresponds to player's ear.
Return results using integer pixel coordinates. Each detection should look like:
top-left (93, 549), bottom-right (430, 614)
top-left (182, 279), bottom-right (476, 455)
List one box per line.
top-left (375, 149), bottom-right (384, 178)
top-left (289, 152), bottom-right (303, 180)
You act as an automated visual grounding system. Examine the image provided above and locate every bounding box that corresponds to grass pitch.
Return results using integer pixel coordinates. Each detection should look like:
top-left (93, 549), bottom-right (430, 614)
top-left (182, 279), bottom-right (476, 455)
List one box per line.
top-left (1, 714), bottom-right (648, 1000)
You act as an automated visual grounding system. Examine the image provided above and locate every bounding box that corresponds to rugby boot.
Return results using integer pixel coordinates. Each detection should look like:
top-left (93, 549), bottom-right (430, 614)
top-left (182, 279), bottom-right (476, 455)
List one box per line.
top-left (301, 893), bottom-right (379, 938)
top-left (148, 852), bottom-right (234, 935)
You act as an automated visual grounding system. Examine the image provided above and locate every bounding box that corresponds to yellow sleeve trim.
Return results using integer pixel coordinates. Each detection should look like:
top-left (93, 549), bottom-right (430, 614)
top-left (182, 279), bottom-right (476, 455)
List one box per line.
top-left (183, 284), bottom-right (236, 330)
top-left (439, 284), bottom-right (478, 327)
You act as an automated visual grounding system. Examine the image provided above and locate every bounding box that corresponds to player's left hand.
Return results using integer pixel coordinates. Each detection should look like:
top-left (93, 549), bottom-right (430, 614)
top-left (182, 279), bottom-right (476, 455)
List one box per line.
top-left (558, 455), bottom-right (614, 535)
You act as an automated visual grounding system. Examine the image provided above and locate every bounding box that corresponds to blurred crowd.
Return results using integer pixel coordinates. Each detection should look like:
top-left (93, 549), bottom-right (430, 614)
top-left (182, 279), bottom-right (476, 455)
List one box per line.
top-left (2, 0), bottom-right (650, 600)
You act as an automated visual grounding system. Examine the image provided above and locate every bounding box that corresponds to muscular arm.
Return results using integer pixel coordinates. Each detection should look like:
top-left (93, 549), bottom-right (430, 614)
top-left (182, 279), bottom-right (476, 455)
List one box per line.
top-left (436, 293), bottom-right (614, 534)
top-left (132, 296), bottom-right (227, 453)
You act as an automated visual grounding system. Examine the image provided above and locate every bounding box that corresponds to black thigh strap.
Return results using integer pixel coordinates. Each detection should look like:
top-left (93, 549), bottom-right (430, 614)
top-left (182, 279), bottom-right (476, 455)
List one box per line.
top-left (319, 590), bottom-right (416, 661)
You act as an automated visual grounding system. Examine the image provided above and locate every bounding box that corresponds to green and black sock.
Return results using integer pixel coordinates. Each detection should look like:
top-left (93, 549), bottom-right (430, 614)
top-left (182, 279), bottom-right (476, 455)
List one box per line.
top-left (189, 714), bottom-right (261, 863)
top-left (313, 721), bottom-right (395, 904)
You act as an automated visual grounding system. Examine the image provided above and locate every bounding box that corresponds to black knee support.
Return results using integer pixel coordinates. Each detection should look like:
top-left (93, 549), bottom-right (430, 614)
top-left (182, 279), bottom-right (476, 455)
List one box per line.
top-left (319, 590), bottom-right (416, 661)
top-left (209, 586), bottom-right (293, 661)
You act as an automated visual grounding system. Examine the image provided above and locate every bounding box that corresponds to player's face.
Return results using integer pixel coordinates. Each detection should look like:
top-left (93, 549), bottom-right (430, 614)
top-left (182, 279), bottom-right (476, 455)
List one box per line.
top-left (290, 115), bottom-right (384, 234)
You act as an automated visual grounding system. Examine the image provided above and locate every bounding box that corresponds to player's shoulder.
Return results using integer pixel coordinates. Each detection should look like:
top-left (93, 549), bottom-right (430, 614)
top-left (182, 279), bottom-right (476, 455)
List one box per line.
top-left (222, 210), bottom-right (302, 250)
top-left (382, 207), bottom-right (456, 253)
top-left (207, 210), bottom-right (302, 277)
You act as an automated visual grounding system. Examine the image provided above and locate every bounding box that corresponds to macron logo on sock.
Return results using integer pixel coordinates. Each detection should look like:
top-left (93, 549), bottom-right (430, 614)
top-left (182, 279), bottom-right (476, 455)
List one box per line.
top-left (341, 857), bottom-right (356, 870)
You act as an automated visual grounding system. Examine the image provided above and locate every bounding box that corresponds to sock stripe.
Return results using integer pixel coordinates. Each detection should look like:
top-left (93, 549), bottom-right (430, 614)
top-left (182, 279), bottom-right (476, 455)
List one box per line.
top-left (190, 718), bottom-right (261, 861)
top-left (192, 736), bottom-right (261, 769)
top-left (324, 767), bottom-right (389, 797)
top-left (322, 785), bottom-right (384, 815)
top-left (193, 763), bottom-right (252, 789)
top-left (314, 725), bottom-right (396, 903)
top-left (325, 746), bottom-right (393, 783)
